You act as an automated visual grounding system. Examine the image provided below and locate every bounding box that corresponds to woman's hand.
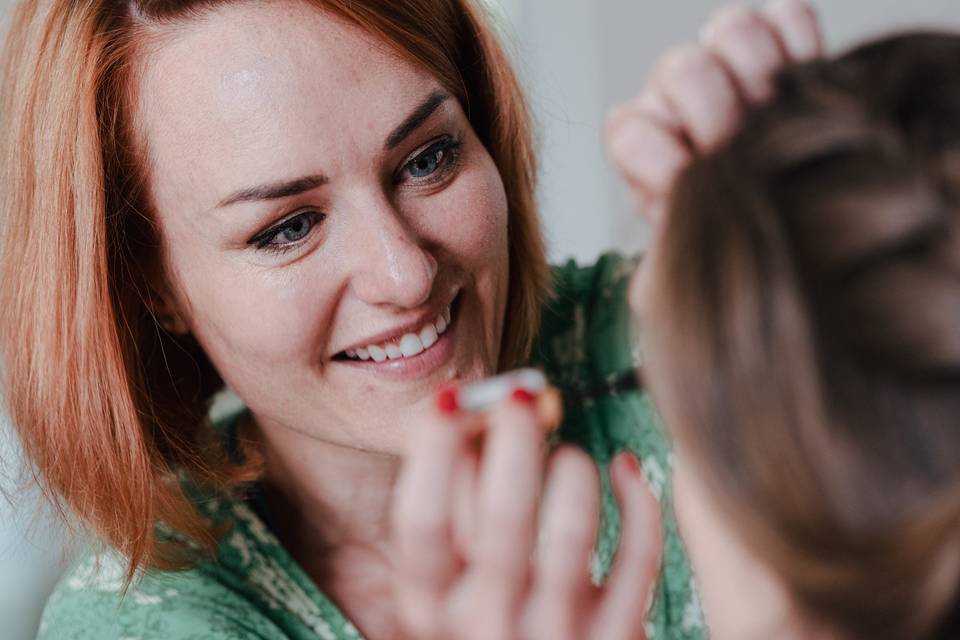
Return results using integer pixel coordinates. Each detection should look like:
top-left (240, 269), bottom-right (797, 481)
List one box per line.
top-left (605, 0), bottom-right (823, 224)
top-left (391, 390), bottom-right (662, 640)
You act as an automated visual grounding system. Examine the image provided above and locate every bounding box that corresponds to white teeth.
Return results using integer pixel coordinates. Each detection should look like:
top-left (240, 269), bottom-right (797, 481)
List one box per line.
top-left (343, 303), bottom-right (452, 362)
top-left (399, 333), bottom-right (425, 357)
top-left (420, 323), bottom-right (438, 349)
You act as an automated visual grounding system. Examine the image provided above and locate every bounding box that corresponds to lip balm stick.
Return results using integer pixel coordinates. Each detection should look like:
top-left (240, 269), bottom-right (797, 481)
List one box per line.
top-left (457, 368), bottom-right (547, 414)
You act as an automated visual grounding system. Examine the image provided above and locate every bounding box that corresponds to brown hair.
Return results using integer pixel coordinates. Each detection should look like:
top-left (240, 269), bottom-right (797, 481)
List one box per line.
top-left (644, 32), bottom-right (960, 640)
top-left (0, 0), bottom-right (547, 578)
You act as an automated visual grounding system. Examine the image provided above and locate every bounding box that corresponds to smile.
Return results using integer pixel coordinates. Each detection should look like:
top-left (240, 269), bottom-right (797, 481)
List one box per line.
top-left (339, 303), bottom-right (453, 363)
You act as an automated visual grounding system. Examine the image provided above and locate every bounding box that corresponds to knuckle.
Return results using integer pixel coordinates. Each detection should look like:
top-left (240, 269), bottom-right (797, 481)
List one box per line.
top-left (603, 109), bottom-right (635, 153)
top-left (766, 0), bottom-right (818, 38)
top-left (711, 18), bottom-right (781, 65)
top-left (397, 509), bottom-right (448, 547)
top-left (782, 0), bottom-right (818, 23)
top-left (659, 45), bottom-right (725, 93)
top-left (710, 3), bottom-right (765, 38)
top-left (604, 115), bottom-right (650, 171)
top-left (655, 44), bottom-right (704, 80)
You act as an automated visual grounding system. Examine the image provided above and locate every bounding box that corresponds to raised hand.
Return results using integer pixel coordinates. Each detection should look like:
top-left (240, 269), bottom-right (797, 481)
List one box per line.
top-left (392, 384), bottom-right (661, 640)
top-left (605, 0), bottom-right (823, 224)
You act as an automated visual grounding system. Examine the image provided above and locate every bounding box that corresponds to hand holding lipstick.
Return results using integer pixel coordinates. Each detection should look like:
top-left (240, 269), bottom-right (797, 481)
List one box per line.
top-left (391, 370), bottom-right (662, 640)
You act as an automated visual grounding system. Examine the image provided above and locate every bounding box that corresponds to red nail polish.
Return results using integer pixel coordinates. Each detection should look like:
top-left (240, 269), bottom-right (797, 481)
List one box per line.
top-left (619, 452), bottom-right (641, 475)
top-left (435, 386), bottom-right (460, 415)
top-left (510, 387), bottom-right (537, 406)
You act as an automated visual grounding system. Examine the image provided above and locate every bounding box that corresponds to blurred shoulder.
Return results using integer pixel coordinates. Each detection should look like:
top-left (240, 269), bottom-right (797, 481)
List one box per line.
top-left (534, 252), bottom-right (641, 383)
top-left (550, 251), bottom-right (641, 296)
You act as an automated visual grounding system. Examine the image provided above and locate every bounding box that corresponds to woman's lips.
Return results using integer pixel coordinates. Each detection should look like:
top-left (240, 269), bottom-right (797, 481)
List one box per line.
top-left (335, 298), bottom-right (459, 379)
top-left (343, 304), bottom-right (451, 363)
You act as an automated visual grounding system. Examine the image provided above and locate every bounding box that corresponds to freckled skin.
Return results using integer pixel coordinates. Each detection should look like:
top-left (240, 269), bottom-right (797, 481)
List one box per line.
top-left (137, 2), bottom-right (510, 455)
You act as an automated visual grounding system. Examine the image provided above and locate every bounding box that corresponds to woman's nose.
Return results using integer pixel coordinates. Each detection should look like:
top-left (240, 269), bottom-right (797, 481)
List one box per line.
top-left (349, 200), bottom-right (438, 310)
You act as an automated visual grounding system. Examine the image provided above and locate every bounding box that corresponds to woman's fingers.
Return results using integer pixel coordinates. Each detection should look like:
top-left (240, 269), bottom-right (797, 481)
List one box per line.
top-left (605, 104), bottom-right (690, 224)
top-left (591, 452), bottom-right (663, 640)
top-left (610, 44), bottom-right (742, 161)
top-left (605, 0), bottom-right (823, 226)
top-left (452, 394), bottom-right (546, 634)
top-left (651, 44), bottom-right (743, 152)
top-left (451, 444), bottom-right (481, 557)
top-left (605, 44), bottom-right (740, 217)
top-left (394, 386), bottom-right (667, 639)
top-left (701, 4), bottom-right (788, 103)
top-left (522, 447), bottom-right (601, 640)
top-left (701, 1), bottom-right (823, 104)
top-left (391, 405), bottom-right (465, 637)
top-left (764, 0), bottom-right (823, 62)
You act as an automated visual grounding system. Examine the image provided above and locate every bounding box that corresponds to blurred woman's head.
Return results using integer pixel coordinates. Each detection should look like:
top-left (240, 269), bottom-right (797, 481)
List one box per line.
top-left (0, 0), bottom-right (548, 574)
top-left (641, 32), bottom-right (960, 640)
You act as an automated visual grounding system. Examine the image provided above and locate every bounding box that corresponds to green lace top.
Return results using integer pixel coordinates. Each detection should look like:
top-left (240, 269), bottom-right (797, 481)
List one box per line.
top-left (37, 254), bottom-right (705, 639)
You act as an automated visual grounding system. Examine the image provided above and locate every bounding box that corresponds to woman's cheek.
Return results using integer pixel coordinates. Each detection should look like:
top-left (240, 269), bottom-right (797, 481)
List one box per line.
top-left (434, 153), bottom-right (510, 264)
top-left (181, 258), bottom-right (337, 368)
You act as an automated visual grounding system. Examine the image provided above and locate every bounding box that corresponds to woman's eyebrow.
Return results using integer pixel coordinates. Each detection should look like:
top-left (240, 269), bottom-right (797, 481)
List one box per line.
top-left (384, 90), bottom-right (451, 151)
top-left (216, 174), bottom-right (328, 208)
top-left (214, 91), bottom-right (449, 210)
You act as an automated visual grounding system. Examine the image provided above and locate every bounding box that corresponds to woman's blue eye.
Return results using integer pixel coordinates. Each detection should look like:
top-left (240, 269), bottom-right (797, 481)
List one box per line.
top-left (403, 138), bottom-right (461, 181)
top-left (252, 211), bottom-right (324, 251)
top-left (409, 148), bottom-right (443, 178)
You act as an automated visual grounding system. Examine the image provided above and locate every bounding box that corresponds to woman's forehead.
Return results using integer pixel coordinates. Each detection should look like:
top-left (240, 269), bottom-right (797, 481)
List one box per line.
top-left (136, 1), bottom-right (434, 132)
top-left (133, 0), bottom-right (442, 214)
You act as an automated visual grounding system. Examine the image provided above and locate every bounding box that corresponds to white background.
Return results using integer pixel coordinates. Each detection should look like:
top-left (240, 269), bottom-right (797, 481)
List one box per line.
top-left (3, 1), bottom-right (959, 638)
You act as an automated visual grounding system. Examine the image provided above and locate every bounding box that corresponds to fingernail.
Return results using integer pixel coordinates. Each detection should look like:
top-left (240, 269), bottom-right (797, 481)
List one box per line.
top-left (435, 386), bottom-right (460, 415)
top-left (617, 451), bottom-right (642, 475)
top-left (510, 387), bottom-right (537, 406)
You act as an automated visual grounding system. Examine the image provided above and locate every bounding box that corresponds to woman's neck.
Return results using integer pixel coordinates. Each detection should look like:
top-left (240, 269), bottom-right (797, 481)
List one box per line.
top-left (248, 411), bottom-right (401, 554)
top-left (245, 411), bottom-right (404, 637)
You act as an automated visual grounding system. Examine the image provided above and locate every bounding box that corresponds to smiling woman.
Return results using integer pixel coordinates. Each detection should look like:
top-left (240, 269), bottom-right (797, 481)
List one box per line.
top-left (2, 0), bottom-right (540, 561)
top-left (0, 1), bottom-right (555, 636)
top-left (0, 0), bottom-right (815, 638)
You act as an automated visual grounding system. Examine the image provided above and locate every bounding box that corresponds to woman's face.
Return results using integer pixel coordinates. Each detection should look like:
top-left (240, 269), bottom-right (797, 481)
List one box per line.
top-left (135, 1), bottom-right (510, 453)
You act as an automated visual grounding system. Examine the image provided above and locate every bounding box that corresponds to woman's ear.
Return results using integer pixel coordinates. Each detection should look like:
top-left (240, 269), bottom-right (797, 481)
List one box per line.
top-left (155, 305), bottom-right (190, 335)
top-left (147, 275), bottom-right (191, 336)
